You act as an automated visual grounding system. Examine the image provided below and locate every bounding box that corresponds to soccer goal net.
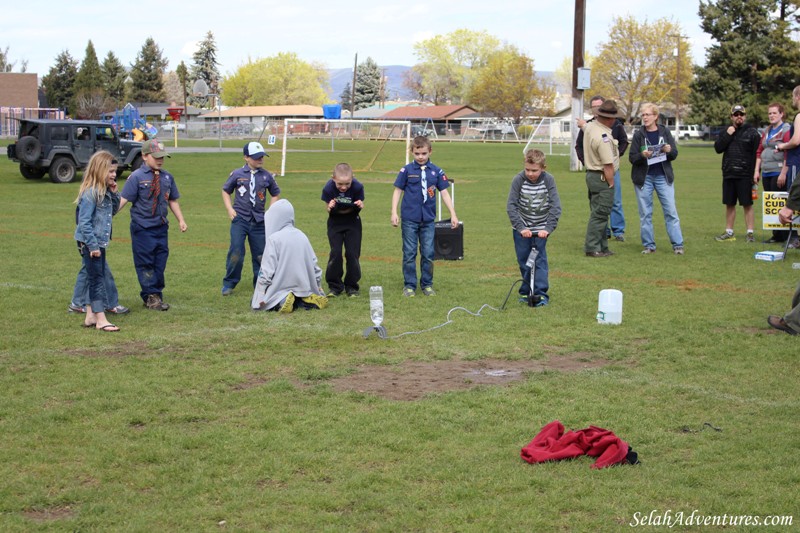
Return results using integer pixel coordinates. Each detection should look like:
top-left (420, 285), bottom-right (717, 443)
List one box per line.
top-left (280, 118), bottom-right (411, 176)
top-left (521, 117), bottom-right (573, 156)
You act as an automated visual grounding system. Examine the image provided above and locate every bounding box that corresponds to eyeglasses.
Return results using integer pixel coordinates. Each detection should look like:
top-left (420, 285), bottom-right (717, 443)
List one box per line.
top-left (732, 112), bottom-right (745, 117)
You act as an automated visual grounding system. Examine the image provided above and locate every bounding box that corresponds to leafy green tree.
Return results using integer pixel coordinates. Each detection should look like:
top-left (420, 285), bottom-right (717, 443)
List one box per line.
top-left (163, 71), bottom-right (184, 105)
top-left (129, 37), bottom-right (168, 102)
top-left (689, 0), bottom-right (800, 124)
top-left (469, 46), bottom-right (553, 122)
top-left (354, 57), bottom-right (381, 110)
top-left (402, 69), bottom-right (425, 101)
top-left (0, 45), bottom-right (27, 72)
top-left (101, 51), bottom-right (127, 106)
top-left (339, 82), bottom-right (352, 111)
top-left (41, 50), bottom-right (78, 112)
top-left (590, 16), bottom-right (692, 124)
top-left (220, 52), bottom-right (328, 106)
top-left (412, 29), bottom-right (501, 104)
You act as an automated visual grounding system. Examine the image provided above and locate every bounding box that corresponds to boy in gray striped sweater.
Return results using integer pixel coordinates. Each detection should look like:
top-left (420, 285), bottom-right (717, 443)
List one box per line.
top-left (506, 149), bottom-right (562, 306)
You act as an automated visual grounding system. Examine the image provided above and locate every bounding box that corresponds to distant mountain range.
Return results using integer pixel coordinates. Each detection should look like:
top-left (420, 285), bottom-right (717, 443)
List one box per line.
top-left (326, 66), bottom-right (557, 105)
top-left (327, 65), bottom-right (413, 102)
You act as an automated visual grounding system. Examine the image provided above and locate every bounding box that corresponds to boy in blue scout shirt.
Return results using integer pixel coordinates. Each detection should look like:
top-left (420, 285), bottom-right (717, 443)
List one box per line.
top-left (321, 162), bottom-right (364, 297)
top-left (119, 139), bottom-right (188, 311)
top-left (390, 136), bottom-right (458, 297)
top-left (221, 141), bottom-right (281, 296)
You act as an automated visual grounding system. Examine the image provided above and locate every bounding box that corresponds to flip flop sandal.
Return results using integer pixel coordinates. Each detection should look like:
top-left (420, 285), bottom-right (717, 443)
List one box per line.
top-left (98, 324), bottom-right (120, 332)
top-left (82, 323), bottom-right (97, 328)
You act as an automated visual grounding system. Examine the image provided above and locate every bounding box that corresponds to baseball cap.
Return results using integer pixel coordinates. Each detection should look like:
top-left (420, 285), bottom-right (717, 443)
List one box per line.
top-left (244, 141), bottom-right (268, 159)
top-left (141, 139), bottom-right (170, 158)
top-left (731, 104), bottom-right (746, 115)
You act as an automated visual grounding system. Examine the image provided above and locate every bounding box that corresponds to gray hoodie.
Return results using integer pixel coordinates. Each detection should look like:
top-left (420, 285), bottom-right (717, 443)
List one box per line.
top-left (251, 199), bottom-right (323, 310)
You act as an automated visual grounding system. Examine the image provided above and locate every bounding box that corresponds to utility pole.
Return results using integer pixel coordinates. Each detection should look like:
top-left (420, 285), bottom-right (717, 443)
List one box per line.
top-left (350, 53), bottom-right (357, 117)
top-left (571, 0), bottom-right (586, 172)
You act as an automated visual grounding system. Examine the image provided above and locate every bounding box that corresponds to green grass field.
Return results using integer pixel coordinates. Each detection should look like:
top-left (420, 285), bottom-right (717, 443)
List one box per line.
top-left (0, 138), bottom-right (798, 531)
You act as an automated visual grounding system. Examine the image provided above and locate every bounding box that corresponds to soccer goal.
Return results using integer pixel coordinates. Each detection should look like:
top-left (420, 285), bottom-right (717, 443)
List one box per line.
top-left (280, 118), bottom-right (411, 176)
top-left (521, 117), bottom-right (573, 156)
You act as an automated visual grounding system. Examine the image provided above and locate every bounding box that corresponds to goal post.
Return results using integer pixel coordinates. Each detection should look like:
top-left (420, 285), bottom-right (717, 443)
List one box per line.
top-left (280, 118), bottom-right (411, 176)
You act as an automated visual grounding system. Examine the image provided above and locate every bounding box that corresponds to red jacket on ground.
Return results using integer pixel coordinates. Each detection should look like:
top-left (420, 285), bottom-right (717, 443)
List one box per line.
top-left (521, 420), bottom-right (630, 469)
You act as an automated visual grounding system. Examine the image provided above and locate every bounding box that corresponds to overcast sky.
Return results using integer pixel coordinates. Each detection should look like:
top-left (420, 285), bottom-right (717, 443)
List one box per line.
top-left (5, 0), bottom-right (711, 78)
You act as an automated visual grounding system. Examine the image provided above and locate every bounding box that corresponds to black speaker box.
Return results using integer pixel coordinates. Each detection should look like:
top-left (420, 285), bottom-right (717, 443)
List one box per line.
top-left (434, 220), bottom-right (464, 260)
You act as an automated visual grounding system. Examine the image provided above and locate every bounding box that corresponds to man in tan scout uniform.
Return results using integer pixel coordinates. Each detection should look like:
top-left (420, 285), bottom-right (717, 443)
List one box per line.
top-left (582, 99), bottom-right (620, 257)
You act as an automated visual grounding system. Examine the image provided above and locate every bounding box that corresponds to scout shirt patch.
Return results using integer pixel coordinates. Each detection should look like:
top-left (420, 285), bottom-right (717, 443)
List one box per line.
top-left (602, 134), bottom-right (610, 143)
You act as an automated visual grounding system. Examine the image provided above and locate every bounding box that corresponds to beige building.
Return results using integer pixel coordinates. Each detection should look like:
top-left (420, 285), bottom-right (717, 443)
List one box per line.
top-left (0, 73), bottom-right (38, 108)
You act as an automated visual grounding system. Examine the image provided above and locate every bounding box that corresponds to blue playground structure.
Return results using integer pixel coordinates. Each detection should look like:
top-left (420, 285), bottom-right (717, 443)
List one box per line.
top-left (104, 103), bottom-right (156, 140)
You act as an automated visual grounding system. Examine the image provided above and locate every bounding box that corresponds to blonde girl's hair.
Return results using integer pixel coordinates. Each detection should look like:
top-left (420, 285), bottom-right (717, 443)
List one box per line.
top-left (75, 150), bottom-right (117, 204)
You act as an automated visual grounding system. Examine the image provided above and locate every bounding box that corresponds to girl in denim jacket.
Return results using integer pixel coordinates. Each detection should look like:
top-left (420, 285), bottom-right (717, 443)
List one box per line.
top-left (73, 151), bottom-right (121, 332)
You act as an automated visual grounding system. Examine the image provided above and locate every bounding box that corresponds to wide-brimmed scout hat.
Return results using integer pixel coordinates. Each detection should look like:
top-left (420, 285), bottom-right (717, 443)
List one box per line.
top-left (596, 100), bottom-right (620, 119)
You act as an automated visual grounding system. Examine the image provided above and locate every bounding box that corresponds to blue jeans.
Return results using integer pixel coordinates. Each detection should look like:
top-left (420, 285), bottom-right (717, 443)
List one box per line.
top-left (401, 219), bottom-right (434, 289)
top-left (80, 245), bottom-right (108, 314)
top-left (131, 222), bottom-right (169, 302)
top-left (635, 174), bottom-right (684, 250)
top-left (223, 216), bottom-right (266, 289)
top-left (512, 231), bottom-right (549, 298)
top-left (609, 169), bottom-right (625, 236)
top-left (72, 261), bottom-right (119, 308)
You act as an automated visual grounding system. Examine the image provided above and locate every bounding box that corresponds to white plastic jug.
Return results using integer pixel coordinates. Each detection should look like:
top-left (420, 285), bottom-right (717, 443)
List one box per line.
top-left (597, 289), bottom-right (623, 325)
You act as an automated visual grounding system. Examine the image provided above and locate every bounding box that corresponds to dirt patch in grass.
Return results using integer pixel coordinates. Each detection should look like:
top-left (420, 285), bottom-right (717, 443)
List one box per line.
top-left (327, 353), bottom-right (613, 401)
top-left (22, 506), bottom-right (75, 522)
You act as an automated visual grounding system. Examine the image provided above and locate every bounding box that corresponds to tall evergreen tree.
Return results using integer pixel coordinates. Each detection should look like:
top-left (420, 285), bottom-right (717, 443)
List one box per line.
top-left (689, 0), bottom-right (800, 124)
top-left (339, 82), bottom-right (352, 111)
top-left (190, 31), bottom-right (220, 107)
top-left (101, 51), bottom-right (127, 105)
top-left (41, 50), bottom-right (78, 112)
top-left (72, 40), bottom-right (105, 117)
top-left (129, 37), bottom-right (168, 103)
top-left (176, 61), bottom-right (189, 112)
top-left (73, 41), bottom-right (102, 94)
top-left (353, 57), bottom-right (381, 110)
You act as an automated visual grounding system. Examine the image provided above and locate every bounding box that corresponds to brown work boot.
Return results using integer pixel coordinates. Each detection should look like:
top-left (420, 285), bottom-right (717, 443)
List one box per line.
top-left (145, 294), bottom-right (170, 311)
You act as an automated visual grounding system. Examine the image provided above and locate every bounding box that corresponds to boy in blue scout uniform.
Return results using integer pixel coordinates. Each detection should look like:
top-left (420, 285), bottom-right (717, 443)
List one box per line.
top-left (221, 141), bottom-right (281, 296)
top-left (321, 162), bottom-right (364, 297)
top-left (390, 136), bottom-right (458, 297)
top-left (119, 139), bottom-right (188, 310)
